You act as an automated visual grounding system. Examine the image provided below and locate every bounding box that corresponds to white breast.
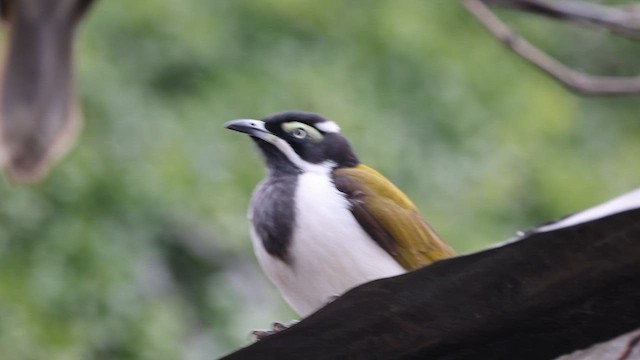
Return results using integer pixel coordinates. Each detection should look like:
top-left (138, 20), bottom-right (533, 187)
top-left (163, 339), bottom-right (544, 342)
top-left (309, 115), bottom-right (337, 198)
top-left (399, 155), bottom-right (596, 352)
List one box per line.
top-left (250, 171), bottom-right (405, 317)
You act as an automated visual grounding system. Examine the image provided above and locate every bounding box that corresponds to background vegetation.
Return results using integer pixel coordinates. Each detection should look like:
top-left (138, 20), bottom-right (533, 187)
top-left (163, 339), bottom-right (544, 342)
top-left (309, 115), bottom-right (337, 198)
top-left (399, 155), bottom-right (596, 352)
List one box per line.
top-left (1, 1), bottom-right (639, 359)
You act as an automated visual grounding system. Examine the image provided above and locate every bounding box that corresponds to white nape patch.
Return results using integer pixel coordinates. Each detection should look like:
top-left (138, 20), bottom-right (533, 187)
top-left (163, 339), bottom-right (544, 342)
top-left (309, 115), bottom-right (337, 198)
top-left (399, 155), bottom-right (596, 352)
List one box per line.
top-left (250, 172), bottom-right (405, 317)
top-left (315, 121), bottom-right (340, 133)
top-left (536, 187), bottom-right (640, 232)
top-left (271, 137), bottom-right (335, 174)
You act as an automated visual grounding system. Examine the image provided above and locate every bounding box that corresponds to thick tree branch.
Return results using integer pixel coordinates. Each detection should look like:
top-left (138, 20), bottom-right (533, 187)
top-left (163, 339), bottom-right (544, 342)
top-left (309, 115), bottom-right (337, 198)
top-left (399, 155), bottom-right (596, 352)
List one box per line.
top-left (462, 0), bottom-right (640, 95)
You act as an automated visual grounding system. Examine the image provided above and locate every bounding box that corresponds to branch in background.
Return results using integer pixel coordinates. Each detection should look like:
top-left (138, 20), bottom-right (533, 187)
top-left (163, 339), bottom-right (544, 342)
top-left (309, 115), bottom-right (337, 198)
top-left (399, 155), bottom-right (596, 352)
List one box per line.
top-left (486, 0), bottom-right (640, 39)
top-left (0, 0), bottom-right (96, 183)
top-left (462, 0), bottom-right (640, 95)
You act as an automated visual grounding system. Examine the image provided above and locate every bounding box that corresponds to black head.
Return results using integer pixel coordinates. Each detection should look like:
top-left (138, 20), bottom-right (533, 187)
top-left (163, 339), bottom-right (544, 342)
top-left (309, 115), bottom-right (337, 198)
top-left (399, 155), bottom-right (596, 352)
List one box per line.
top-left (225, 111), bottom-right (359, 175)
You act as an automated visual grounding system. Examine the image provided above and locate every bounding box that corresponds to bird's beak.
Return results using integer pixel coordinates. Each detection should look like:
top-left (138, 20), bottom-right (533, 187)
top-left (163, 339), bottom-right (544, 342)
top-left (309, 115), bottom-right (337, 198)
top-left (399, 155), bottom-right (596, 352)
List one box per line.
top-left (224, 119), bottom-right (276, 143)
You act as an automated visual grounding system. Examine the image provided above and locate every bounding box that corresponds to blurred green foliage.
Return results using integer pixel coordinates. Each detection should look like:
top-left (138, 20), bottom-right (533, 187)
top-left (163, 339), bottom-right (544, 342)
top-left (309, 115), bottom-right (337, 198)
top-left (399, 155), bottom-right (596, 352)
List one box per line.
top-left (1, 0), bottom-right (639, 358)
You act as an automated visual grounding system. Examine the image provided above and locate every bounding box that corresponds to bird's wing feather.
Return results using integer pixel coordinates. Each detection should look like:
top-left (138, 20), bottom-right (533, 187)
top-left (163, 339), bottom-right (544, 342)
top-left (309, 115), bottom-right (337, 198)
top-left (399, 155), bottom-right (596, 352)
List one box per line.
top-left (332, 164), bottom-right (456, 270)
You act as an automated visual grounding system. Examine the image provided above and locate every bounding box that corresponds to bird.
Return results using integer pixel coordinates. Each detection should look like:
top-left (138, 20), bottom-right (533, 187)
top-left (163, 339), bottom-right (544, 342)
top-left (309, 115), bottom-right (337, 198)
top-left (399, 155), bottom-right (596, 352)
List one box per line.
top-left (225, 111), bottom-right (456, 318)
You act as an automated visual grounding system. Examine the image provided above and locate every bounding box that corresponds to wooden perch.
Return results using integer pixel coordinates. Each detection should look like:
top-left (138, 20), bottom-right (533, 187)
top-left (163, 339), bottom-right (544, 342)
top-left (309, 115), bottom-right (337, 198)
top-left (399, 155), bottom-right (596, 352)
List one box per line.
top-left (221, 189), bottom-right (640, 359)
top-left (462, 0), bottom-right (640, 95)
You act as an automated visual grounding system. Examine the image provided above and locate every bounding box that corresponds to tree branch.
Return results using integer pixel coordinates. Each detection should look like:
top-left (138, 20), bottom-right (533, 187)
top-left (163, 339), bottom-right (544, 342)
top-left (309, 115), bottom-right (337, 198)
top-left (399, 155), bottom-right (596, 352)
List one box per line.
top-left (486, 0), bottom-right (640, 39)
top-left (461, 0), bottom-right (640, 95)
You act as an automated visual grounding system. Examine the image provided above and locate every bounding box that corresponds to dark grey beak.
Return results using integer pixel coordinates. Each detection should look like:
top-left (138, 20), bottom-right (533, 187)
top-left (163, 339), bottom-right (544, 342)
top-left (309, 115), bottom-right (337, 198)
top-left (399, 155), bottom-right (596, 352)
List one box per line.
top-left (224, 119), bottom-right (274, 143)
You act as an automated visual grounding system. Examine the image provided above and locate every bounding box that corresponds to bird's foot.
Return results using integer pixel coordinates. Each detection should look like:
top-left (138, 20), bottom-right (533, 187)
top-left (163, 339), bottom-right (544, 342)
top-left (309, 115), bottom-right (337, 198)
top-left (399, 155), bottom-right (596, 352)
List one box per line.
top-left (251, 320), bottom-right (299, 341)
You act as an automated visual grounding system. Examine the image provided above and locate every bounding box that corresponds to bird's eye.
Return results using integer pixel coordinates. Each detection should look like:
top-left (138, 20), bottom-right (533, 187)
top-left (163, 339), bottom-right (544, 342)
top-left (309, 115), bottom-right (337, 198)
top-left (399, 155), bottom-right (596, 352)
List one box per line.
top-left (291, 128), bottom-right (307, 139)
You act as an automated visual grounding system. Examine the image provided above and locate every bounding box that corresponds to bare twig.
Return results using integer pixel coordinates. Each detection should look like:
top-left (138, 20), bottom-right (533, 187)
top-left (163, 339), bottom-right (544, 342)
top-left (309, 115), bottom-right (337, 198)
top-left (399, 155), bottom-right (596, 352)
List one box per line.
top-left (618, 332), bottom-right (640, 360)
top-left (462, 0), bottom-right (640, 95)
top-left (486, 0), bottom-right (640, 39)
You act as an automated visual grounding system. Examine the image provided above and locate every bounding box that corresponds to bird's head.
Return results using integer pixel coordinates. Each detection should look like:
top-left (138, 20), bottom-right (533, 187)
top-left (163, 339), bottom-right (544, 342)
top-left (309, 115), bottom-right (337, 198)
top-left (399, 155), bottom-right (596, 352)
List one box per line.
top-left (225, 111), bottom-right (359, 175)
